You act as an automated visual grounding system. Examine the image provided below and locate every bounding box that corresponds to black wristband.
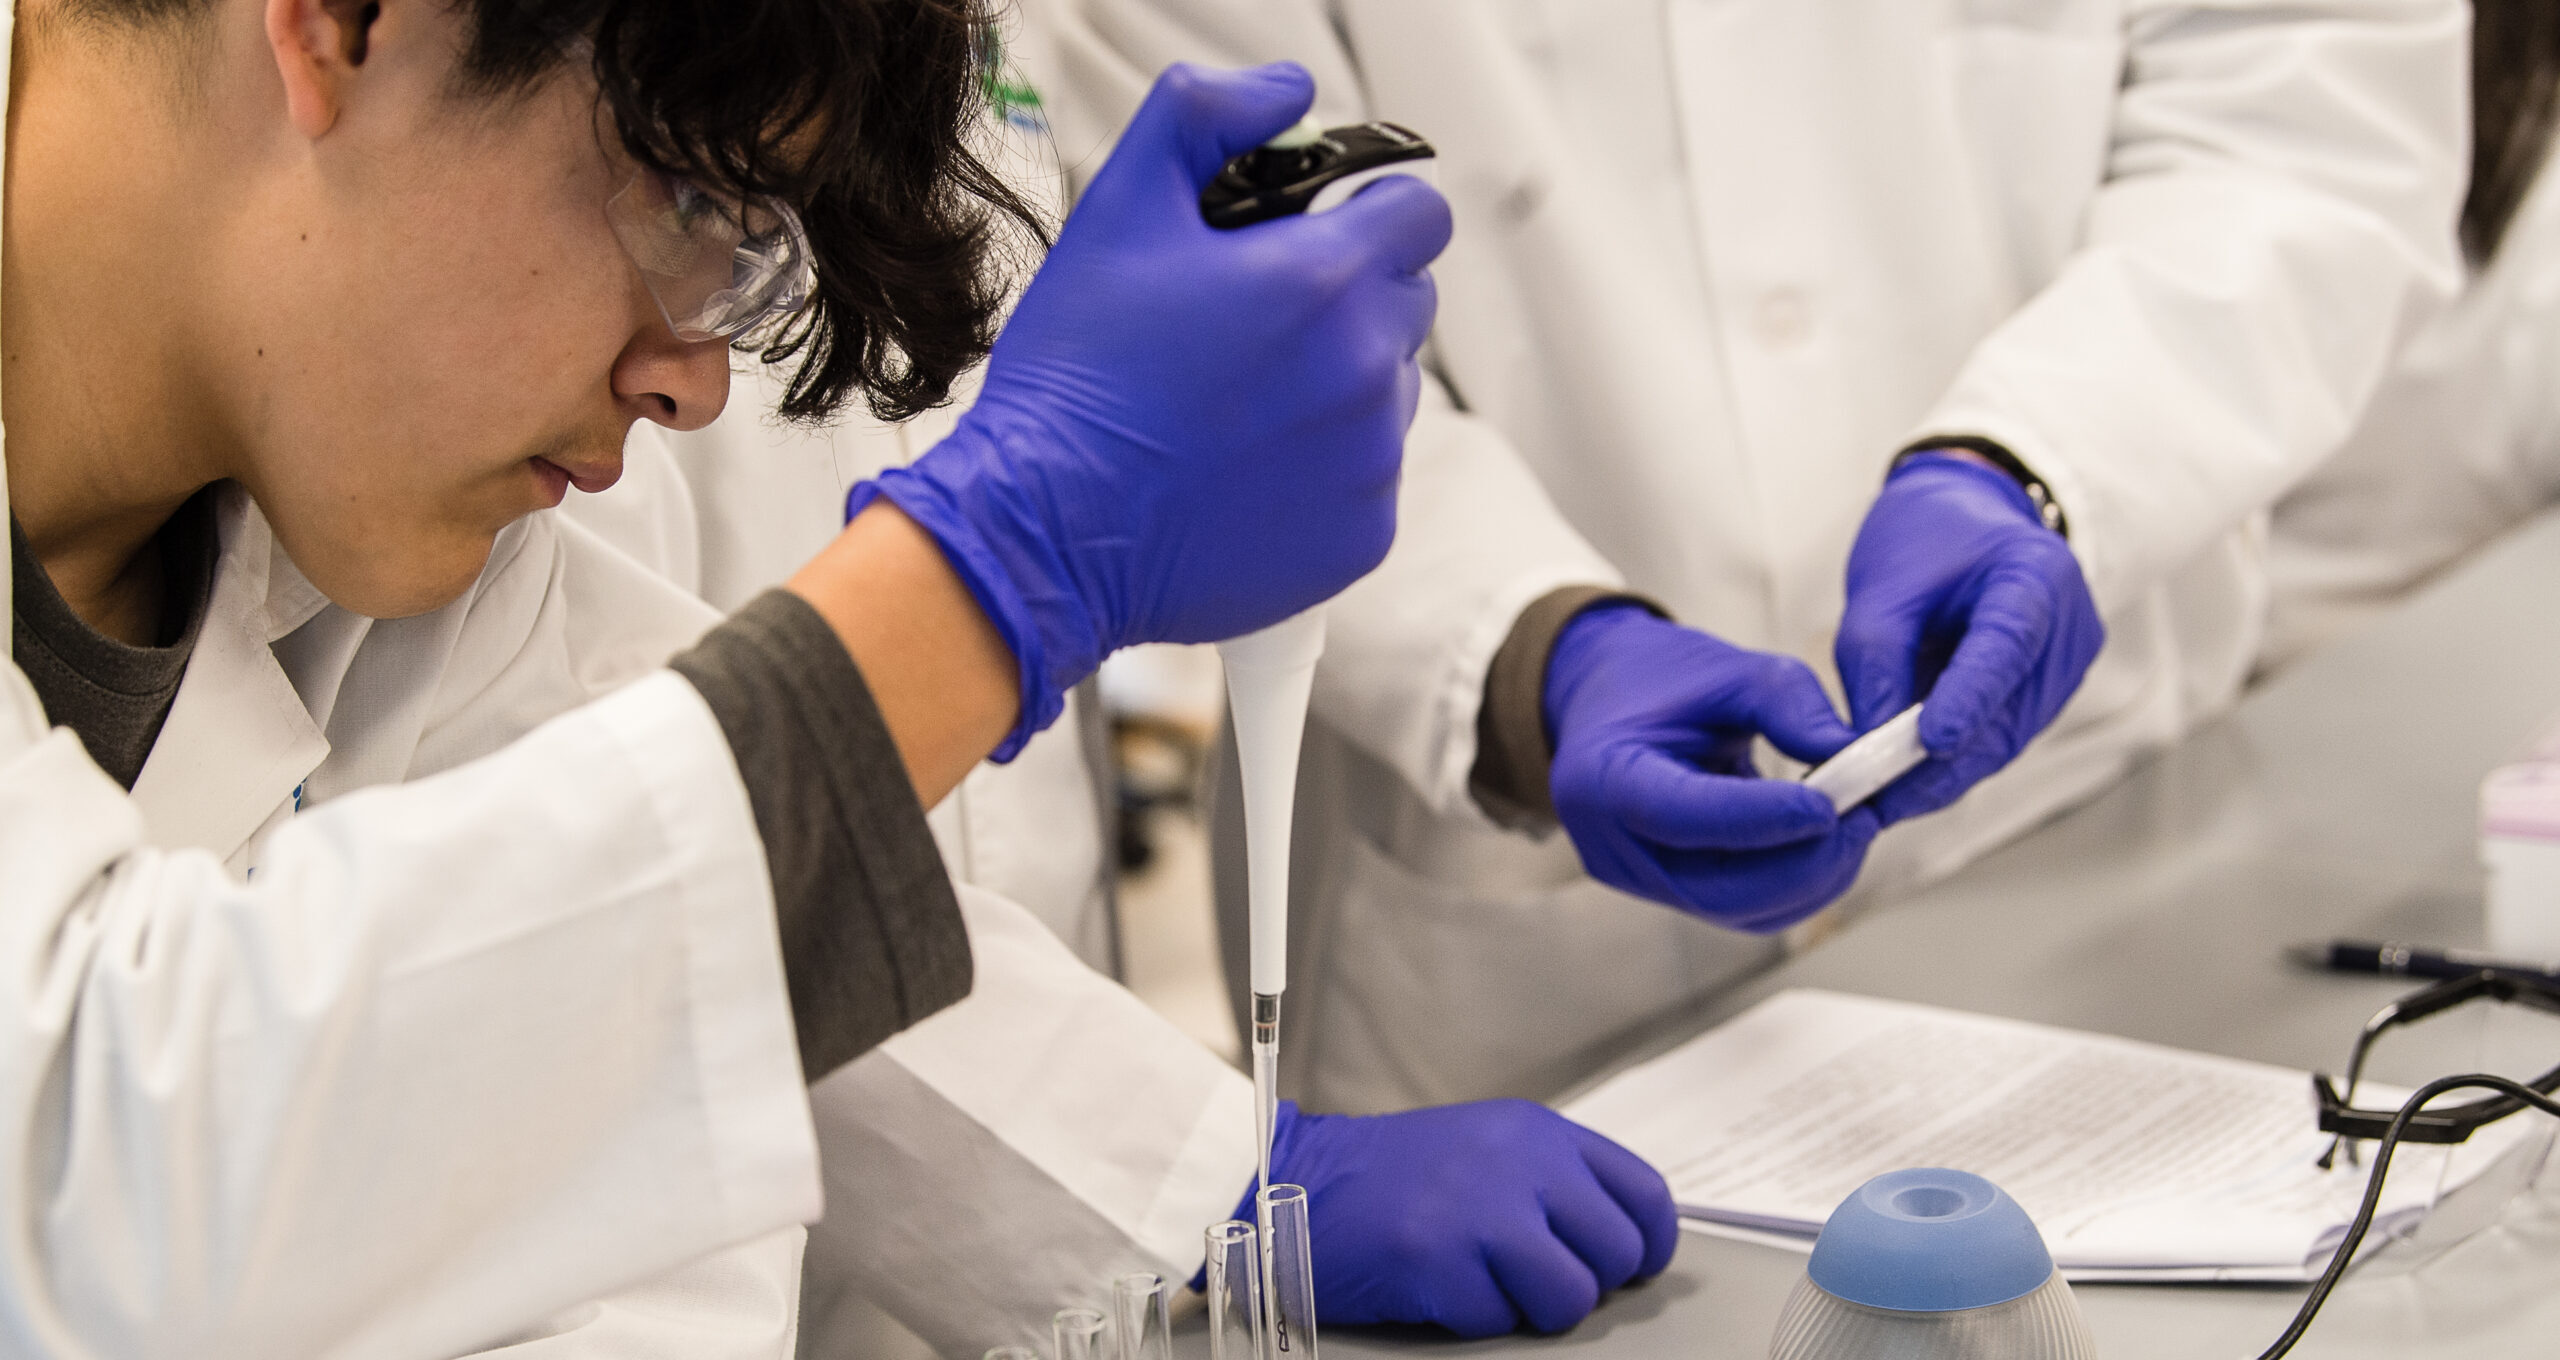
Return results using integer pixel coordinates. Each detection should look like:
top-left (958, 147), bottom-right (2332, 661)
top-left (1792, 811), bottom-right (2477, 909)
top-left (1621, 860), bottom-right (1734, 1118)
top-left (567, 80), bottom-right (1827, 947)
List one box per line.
top-left (1895, 436), bottom-right (2069, 539)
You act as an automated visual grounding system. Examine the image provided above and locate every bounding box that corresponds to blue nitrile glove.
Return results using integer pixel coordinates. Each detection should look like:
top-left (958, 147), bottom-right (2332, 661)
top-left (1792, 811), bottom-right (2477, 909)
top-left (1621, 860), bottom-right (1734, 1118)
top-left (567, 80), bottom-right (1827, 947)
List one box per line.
top-left (1252, 1099), bottom-right (1681, 1337)
top-left (846, 62), bottom-right (1451, 757)
top-left (1545, 604), bottom-right (1879, 933)
top-left (1834, 452), bottom-right (2105, 824)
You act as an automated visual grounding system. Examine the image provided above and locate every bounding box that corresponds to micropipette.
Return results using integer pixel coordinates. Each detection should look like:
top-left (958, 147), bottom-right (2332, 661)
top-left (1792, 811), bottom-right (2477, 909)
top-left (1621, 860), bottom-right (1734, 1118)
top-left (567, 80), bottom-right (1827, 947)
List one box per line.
top-left (1206, 114), bottom-right (1437, 1359)
top-left (1203, 114), bottom-right (1440, 1205)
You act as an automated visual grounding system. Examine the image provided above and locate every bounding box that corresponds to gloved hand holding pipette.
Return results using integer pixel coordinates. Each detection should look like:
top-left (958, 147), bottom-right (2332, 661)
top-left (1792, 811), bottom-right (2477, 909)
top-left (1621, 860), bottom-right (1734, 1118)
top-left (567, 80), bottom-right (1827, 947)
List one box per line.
top-left (1236, 1099), bottom-right (1681, 1338)
top-left (847, 61), bottom-right (1451, 758)
top-left (1544, 603), bottom-right (1882, 931)
top-left (1835, 450), bottom-right (2105, 826)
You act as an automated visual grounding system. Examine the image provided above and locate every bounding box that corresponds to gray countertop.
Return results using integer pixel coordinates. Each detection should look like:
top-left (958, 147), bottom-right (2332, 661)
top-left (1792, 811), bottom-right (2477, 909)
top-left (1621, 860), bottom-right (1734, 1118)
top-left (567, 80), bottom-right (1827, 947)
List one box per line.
top-left (1317, 509), bottom-right (2560, 1359)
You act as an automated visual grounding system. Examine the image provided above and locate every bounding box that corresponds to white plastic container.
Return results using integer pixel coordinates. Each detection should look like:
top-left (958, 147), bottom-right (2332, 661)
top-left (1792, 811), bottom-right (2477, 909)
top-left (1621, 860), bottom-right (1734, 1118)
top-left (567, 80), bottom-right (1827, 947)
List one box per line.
top-left (2479, 762), bottom-right (2560, 965)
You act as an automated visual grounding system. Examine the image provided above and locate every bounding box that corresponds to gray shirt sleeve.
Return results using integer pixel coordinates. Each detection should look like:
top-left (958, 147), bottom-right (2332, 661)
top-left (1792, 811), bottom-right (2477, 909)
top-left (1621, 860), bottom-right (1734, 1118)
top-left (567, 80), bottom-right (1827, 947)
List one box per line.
top-left (669, 590), bottom-right (971, 1082)
top-left (1469, 585), bottom-right (1665, 832)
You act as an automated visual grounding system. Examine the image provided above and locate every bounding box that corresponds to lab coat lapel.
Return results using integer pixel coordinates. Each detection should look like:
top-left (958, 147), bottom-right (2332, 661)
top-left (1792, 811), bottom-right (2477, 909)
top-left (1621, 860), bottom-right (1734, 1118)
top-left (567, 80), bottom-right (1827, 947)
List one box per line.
top-left (128, 491), bottom-right (331, 861)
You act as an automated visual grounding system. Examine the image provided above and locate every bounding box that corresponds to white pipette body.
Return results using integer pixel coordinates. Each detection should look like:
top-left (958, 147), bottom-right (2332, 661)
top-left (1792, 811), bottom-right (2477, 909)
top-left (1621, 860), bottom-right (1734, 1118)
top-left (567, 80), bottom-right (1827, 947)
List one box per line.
top-left (1219, 610), bottom-right (1327, 1202)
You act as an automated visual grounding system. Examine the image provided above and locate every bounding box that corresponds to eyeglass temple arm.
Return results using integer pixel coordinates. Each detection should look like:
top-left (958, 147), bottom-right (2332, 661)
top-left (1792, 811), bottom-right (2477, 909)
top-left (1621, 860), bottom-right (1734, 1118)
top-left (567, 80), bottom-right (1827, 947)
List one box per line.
top-left (2340, 969), bottom-right (2560, 1099)
top-left (2322, 969), bottom-right (2560, 1144)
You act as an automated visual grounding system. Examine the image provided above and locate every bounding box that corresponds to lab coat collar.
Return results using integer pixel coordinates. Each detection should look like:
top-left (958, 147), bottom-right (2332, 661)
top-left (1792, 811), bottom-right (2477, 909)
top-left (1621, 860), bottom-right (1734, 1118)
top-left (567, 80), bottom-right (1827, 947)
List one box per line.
top-left (127, 488), bottom-right (332, 860)
top-left (0, 0), bottom-right (323, 854)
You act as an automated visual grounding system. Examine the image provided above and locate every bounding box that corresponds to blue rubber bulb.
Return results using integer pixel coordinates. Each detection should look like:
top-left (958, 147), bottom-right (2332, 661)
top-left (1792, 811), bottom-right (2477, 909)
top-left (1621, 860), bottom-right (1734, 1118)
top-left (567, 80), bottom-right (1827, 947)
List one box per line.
top-left (1805, 1168), bottom-right (2055, 1313)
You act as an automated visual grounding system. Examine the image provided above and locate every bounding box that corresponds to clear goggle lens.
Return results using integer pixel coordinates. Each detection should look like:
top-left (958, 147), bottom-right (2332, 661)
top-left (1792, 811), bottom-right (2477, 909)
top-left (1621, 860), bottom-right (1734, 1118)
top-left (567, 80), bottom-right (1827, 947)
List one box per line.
top-left (607, 170), bottom-right (816, 343)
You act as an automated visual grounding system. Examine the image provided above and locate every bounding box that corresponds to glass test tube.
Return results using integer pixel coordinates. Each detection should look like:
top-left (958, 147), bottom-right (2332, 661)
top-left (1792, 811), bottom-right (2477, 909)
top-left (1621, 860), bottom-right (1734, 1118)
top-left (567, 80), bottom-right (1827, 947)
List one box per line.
top-left (1113, 1272), bottom-right (1172, 1360)
top-left (1205, 1219), bottom-right (1264, 1360)
top-left (1054, 1306), bottom-right (1109, 1360)
top-left (1259, 1184), bottom-right (1318, 1360)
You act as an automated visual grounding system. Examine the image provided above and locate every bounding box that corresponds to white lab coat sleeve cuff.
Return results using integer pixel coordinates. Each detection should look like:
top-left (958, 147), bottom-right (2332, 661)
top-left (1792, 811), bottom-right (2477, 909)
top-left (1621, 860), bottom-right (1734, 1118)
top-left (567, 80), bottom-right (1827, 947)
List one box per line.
top-left (1910, 0), bottom-right (2464, 617)
top-left (466, 1229), bottom-right (809, 1360)
top-left (1136, 1065), bottom-right (1261, 1265)
top-left (611, 671), bottom-right (829, 1245)
top-left (1316, 389), bottom-right (1624, 822)
top-left (798, 884), bottom-right (1256, 1358)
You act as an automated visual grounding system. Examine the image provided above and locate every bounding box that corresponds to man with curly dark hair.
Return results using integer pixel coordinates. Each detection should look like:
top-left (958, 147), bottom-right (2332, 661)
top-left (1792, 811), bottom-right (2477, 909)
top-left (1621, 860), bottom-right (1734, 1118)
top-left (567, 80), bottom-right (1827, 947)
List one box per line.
top-left (0, 0), bottom-right (1676, 1356)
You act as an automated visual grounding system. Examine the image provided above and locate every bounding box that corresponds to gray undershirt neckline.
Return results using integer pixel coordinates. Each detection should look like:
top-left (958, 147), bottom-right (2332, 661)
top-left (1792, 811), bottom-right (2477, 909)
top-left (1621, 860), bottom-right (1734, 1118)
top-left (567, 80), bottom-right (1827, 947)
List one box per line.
top-left (10, 492), bottom-right (219, 789)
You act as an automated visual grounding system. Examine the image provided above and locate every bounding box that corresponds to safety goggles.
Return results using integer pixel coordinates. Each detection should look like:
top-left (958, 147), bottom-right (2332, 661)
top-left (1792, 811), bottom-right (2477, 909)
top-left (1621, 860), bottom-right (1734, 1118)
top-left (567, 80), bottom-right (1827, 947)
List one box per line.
top-left (2255, 971), bottom-right (2560, 1359)
top-left (606, 167), bottom-right (816, 343)
top-left (2313, 968), bottom-right (2560, 1152)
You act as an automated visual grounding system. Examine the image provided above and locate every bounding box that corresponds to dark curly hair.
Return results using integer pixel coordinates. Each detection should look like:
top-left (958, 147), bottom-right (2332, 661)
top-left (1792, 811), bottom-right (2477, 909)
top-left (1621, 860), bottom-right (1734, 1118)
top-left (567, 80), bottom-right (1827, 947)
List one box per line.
top-left (2468, 0), bottom-right (2560, 267)
top-left (69, 0), bottom-right (1049, 423)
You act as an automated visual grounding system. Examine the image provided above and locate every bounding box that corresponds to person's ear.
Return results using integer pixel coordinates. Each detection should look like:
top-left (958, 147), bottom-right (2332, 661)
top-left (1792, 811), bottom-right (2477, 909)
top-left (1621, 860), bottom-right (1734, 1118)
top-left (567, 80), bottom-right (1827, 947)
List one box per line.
top-left (265, 0), bottom-right (383, 138)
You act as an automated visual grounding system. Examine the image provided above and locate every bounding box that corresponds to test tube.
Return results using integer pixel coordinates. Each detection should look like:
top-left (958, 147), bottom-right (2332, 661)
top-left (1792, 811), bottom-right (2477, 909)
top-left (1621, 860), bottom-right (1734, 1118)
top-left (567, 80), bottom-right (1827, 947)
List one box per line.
top-left (1259, 1184), bottom-right (1318, 1360)
top-left (983, 1350), bottom-right (1039, 1360)
top-left (1112, 1272), bottom-right (1172, 1360)
top-left (1053, 1306), bottom-right (1109, 1360)
top-left (1204, 1219), bottom-right (1263, 1360)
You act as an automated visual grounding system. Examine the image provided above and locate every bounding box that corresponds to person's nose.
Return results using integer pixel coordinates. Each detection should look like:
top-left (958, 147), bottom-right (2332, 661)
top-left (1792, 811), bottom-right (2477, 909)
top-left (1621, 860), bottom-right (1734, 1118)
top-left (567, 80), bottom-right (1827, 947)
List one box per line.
top-left (612, 320), bottom-right (732, 432)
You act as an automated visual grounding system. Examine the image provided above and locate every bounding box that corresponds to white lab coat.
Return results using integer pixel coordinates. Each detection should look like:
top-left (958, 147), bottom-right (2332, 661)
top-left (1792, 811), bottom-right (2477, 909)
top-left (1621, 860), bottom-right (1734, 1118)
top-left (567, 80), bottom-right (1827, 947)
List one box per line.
top-left (2264, 134), bottom-right (2560, 671)
top-left (0, 9), bottom-right (1254, 1357)
top-left (1033, 0), bottom-right (2466, 1110)
top-left (0, 486), bottom-right (822, 1359)
top-left (0, 484), bottom-right (1254, 1360)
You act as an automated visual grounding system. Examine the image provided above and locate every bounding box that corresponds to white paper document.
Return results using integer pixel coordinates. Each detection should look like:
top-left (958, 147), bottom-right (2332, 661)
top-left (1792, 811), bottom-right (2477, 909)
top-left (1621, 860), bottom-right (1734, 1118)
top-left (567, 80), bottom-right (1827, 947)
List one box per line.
top-left (1564, 990), bottom-right (2554, 1282)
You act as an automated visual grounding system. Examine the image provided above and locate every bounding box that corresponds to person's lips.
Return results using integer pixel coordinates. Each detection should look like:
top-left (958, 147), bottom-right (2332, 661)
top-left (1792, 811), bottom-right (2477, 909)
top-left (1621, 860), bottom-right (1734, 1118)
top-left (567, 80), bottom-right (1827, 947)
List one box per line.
top-left (531, 453), bottom-right (623, 497)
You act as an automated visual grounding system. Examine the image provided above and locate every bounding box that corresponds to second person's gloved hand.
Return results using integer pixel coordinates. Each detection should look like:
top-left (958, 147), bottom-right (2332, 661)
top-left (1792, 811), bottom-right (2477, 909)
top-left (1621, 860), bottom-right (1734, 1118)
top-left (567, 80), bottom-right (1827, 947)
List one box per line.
top-left (1257, 1099), bottom-right (1680, 1337)
top-left (849, 62), bottom-right (1452, 756)
top-left (1545, 603), bottom-right (1878, 932)
top-left (1834, 452), bottom-right (2104, 825)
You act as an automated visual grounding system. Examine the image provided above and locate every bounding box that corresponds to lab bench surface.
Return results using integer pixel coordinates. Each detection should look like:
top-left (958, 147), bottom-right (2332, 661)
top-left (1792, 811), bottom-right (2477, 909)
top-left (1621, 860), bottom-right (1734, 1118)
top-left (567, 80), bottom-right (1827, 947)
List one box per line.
top-left (1317, 506), bottom-right (2560, 1359)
